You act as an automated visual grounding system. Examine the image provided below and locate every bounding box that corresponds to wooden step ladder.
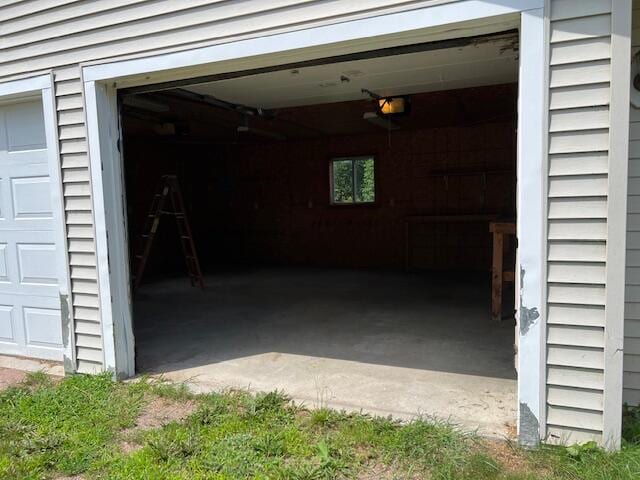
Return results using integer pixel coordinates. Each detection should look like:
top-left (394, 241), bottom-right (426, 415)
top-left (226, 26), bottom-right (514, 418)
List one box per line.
top-left (133, 174), bottom-right (204, 291)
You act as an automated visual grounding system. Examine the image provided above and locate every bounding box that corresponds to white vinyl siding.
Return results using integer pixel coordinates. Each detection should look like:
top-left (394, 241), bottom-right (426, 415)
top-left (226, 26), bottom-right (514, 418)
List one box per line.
top-left (624, 1), bottom-right (640, 408)
top-left (0, 0), bottom-right (454, 373)
top-left (545, 0), bottom-right (613, 445)
top-left (0, 0), bottom-right (447, 79)
top-left (51, 67), bottom-right (102, 373)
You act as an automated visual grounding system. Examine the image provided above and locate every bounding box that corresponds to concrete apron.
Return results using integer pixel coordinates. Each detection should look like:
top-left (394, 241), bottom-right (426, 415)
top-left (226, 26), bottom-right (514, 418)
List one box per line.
top-left (132, 269), bottom-right (517, 439)
top-left (147, 353), bottom-right (517, 439)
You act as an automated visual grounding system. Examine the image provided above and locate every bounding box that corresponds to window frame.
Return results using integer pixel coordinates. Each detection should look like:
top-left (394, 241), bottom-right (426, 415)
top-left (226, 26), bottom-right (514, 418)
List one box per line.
top-left (329, 155), bottom-right (376, 206)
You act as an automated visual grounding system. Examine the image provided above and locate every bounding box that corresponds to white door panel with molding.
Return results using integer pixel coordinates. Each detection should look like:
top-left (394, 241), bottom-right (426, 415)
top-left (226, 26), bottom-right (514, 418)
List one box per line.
top-left (0, 97), bottom-right (64, 360)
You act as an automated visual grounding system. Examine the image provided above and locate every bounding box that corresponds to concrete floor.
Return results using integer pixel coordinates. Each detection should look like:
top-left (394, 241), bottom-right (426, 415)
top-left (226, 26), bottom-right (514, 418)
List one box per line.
top-left (134, 268), bottom-right (517, 438)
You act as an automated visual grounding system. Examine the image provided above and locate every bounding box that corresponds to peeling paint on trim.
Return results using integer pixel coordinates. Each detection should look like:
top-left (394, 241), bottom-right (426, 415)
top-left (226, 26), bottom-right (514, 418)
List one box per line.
top-left (519, 267), bottom-right (540, 336)
top-left (520, 306), bottom-right (540, 336)
top-left (60, 294), bottom-right (74, 374)
top-left (519, 402), bottom-right (540, 448)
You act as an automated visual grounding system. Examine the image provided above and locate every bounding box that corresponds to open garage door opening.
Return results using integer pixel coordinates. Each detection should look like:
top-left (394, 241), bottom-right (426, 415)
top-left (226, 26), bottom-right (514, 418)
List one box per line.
top-left (119, 31), bottom-right (519, 437)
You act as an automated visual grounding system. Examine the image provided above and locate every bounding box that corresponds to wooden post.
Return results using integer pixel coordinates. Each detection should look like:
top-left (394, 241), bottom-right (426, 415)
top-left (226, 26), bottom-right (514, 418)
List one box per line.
top-left (491, 230), bottom-right (504, 322)
top-left (490, 221), bottom-right (516, 322)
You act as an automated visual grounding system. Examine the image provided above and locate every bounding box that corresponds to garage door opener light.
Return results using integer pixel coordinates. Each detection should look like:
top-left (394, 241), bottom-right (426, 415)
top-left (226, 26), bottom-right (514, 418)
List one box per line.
top-left (377, 97), bottom-right (407, 115)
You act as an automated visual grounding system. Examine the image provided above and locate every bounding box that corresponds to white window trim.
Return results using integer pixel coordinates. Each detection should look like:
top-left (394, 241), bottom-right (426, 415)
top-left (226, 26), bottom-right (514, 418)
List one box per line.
top-left (82, 0), bottom-right (547, 445)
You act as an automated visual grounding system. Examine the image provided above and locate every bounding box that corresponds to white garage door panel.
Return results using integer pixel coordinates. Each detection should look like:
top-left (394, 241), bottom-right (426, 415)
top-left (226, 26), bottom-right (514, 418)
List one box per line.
top-left (0, 305), bottom-right (15, 343)
top-left (0, 244), bottom-right (7, 281)
top-left (24, 307), bottom-right (63, 347)
top-left (0, 294), bottom-right (63, 360)
top-left (12, 176), bottom-right (53, 219)
top-left (1, 151), bottom-right (53, 232)
top-left (17, 244), bottom-right (58, 285)
top-left (0, 230), bottom-right (60, 298)
top-left (0, 98), bottom-right (64, 361)
top-left (3, 101), bottom-right (46, 152)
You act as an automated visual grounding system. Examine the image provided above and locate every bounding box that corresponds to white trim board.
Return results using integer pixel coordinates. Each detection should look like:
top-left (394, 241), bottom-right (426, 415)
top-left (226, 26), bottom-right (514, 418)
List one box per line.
top-left (42, 76), bottom-right (76, 369)
top-left (84, 81), bottom-right (134, 377)
top-left (516, 7), bottom-right (547, 447)
top-left (0, 75), bottom-right (50, 97)
top-left (603, 0), bottom-right (632, 451)
top-left (82, 0), bottom-right (543, 85)
top-left (81, 0), bottom-right (547, 444)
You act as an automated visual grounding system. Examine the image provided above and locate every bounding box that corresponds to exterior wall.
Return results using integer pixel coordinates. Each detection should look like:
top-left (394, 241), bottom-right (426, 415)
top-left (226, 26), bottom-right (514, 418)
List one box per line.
top-left (625, 3), bottom-right (640, 407)
top-left (0, 0), bottom-right (455, 374)
top-left (545, 0), bottom-right (628, 446)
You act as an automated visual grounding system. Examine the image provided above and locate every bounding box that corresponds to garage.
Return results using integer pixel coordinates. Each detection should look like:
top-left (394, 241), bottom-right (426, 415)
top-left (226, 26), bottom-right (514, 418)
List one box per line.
top-left (0, 93), bottom-right (66, 361)
top-left (117, 32), bottom-right (519, 436)
top-left (0, 0), bottom-right (631, 449)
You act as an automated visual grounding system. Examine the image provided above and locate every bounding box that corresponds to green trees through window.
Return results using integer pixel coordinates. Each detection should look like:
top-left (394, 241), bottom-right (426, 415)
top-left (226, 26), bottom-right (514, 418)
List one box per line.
top-left (331, 156), bottom-right (375, 204)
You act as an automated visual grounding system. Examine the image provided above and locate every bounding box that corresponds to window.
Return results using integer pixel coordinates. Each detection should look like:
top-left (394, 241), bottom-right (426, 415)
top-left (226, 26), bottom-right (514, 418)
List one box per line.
top-left (331, 156), bottom-right (375, 204)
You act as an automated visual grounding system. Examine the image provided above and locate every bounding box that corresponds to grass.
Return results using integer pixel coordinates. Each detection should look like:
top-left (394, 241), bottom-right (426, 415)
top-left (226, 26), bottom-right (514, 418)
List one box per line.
top-left (0, 373), bottom-right (639, 479)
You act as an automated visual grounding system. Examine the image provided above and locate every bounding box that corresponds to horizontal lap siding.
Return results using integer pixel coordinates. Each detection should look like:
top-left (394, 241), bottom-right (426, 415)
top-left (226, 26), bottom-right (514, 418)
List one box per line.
top-left (624, 2), bottom-right (640, 408)
top-left (55, 67), bottom-right (103, 373)
top-left (0, 0), bottom-right (450, 373)
top-left (546, 0), bottom-right (612, 444)
top-left (0, 0), bottom-right (435, 79)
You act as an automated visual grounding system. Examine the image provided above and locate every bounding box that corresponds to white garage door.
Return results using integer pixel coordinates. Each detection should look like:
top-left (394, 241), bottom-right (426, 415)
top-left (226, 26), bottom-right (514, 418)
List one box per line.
top-left (0, 98), bottom-right (64, 360)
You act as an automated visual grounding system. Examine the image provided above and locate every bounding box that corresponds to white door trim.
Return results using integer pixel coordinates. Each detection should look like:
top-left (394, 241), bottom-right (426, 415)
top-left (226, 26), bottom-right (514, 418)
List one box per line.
top-left (0, 74), bottom-right (73, 366)
top-left (603, 0), bottom-right (632, 451)
top-left (82, 0), bottom-right (543, 84)
top-left (516, 7), bottom-right (548, 447)
top-left (82, 0), bottom-right (548, 445)
top-left (84, 81), bottom-right (134, 378)
top-left (0, 75), bottom-right (50, 97)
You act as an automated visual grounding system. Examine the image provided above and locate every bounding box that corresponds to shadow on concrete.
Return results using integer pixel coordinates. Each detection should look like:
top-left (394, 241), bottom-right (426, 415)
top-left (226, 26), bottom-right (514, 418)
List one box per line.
top-left (133, 267), bottom-right (516, 381)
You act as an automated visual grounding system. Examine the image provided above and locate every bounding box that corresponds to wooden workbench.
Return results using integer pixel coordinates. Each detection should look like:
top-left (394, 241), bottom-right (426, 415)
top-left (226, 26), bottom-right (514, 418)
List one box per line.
top-left (490, 221), bottom-right (516, 322)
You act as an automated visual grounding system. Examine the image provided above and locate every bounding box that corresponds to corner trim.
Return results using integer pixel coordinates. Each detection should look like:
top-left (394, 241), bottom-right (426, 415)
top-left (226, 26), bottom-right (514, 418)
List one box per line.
top-left (516, 6), bottom-right (548, 447)
top-left (603, 0), bottom-right (632, 451)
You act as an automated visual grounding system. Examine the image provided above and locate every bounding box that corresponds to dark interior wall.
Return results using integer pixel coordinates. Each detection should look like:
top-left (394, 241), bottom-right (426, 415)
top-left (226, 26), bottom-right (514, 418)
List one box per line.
top-left (207, 123), bottom-right (515, 268)
top-left (123, 84), bottom-right (516, 275)
top-left (124, 141), bottom-right (213, 275)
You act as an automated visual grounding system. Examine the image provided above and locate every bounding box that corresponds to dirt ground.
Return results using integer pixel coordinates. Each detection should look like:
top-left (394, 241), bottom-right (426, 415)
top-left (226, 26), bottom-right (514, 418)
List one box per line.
top-left (120, 395), bottom-right (198, 454)
top-left (134, 395), bottom-right (198, 430)
top-left (0, 367), bottom-right (27, 391)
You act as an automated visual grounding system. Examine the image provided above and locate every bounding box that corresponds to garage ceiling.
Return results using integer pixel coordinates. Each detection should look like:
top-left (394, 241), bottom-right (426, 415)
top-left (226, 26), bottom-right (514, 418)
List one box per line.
top-left (182, 33), bottom-right (518, 110)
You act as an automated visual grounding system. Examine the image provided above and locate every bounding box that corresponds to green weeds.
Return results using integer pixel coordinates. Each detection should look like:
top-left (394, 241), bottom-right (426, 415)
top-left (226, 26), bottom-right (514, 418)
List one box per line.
top-left (0, 373), bottom-right (144, 479)
top-left (1, 373), bottom-right (640, 479)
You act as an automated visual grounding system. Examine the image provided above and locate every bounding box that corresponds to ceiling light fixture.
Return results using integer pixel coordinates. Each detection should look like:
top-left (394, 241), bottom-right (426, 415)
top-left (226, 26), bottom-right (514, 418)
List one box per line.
top-left (361, 88), bottom-right (410, 116)
top-left (377, 97), bottom-right (408, 115)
